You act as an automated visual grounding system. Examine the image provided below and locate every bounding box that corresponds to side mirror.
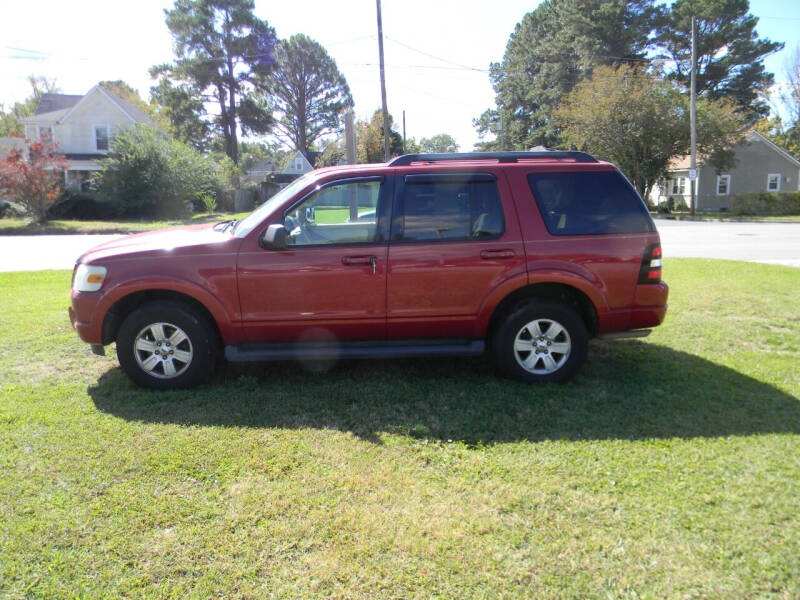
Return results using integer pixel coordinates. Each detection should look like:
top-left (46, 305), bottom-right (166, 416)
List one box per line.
top-left (260, 223), bottom-right (289, 250)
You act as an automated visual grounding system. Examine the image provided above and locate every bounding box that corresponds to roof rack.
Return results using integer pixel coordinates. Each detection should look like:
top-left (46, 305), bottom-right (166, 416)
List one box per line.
top-left (388, 151), bottom-right (598, 166)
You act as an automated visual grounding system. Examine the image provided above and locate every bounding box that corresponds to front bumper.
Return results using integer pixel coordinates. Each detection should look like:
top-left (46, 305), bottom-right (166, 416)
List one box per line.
top-left (69, 291), bottom-right (103, 345)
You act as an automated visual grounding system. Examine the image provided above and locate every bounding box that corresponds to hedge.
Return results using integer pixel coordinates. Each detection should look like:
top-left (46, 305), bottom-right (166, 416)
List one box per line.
top-left (729, 191), bottom-right (800, 216)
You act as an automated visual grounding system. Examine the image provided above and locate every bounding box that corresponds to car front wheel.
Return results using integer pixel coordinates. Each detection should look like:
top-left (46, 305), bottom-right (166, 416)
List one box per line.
top-left (116, 301), bottom-right (217, 389)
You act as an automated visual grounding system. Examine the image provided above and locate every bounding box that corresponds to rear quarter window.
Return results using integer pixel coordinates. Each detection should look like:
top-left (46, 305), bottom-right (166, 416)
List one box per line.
top-left (527, 170), bottom-right (654, 235)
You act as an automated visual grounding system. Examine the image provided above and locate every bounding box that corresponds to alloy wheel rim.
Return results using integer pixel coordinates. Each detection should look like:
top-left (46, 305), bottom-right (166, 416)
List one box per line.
top-left (133, 322), bottom-right (193, 379)
top-left (513, 318), bottom-right (571, 375)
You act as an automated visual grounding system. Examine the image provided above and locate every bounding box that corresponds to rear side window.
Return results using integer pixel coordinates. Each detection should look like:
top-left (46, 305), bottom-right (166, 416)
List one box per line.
top-left (527, 171), bottom-right (654, 235)
top-left (394, 174), bottom-right (504, 242)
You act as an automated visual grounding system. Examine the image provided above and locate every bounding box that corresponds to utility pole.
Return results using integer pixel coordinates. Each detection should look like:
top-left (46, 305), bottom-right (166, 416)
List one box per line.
top-left (345, 110), bottom-right (356, 164)
top-left (376, 0), bottom-right (391, 162)
top-left (689, 15), bottom-right (698, 216)
top-left (402, 110), bottom-right (406, 154)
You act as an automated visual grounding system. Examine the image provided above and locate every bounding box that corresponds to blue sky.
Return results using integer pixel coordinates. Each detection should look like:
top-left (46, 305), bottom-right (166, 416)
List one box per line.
top-left (1, 0), bottom-right (797, 150)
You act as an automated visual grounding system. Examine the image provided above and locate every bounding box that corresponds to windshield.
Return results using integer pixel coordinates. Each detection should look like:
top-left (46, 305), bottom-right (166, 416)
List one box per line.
top-left (233, 173), bottom-right (317, 238)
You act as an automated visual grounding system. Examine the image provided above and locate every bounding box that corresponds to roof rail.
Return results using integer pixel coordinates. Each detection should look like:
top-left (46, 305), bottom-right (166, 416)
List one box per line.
top-left (388, 151), bottom-right (598, 166)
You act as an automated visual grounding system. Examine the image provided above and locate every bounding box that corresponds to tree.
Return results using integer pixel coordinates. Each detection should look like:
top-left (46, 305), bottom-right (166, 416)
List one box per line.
top-left (419, 133), bottom-right (459, 153)
top-left (0, 75), bottom-right (60, 137)
top-left (475, 0), bottom-right (657, 150)
top-left (157, 0), bottom-right (278, 163)
top-left (0, 138), bottom-right (69, 223)
top-left (654, 0), bottom-right (782, 123)
top-left (267, 34), bottom-right (353, 157)
top-left (556, 65), bottom-right (743, 200)
top-left (149, 70), bottom-right (211, 149)
top-left (98, 81), bottom-right (150, 113)
top-left (93, 125), bottom-right (222, 218)
top-left (755, 117), bottom-right (800, 159)
top-left (356, 110), bottom-right (403, 163)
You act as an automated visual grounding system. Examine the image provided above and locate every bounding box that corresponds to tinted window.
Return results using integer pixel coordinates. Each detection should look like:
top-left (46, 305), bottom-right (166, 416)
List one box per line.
top-left (527, 171), bottom-right (654, 235)
top-left (395, 177), bottom-right (504, 241)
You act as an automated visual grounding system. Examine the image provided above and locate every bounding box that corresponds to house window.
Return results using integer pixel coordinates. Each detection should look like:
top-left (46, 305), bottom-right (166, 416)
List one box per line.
top-left (671, 177), bottom-right (685, 195)
top-left (295, 158), bottom-right (302, 170)
top-left (716, 174), bottom-right (731, 196)
top-left (767, 174), bottom-right (781, 192)
top-left (94, 125), bottom-right (109, 151)
top-left (38, 126), bottom-right (52, 141)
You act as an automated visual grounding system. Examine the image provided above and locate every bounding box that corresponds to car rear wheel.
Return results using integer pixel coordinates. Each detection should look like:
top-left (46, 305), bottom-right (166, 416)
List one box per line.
top-left (116, 301), bottom-right (217, 389)
top-left (493, 301), bottom-right (588, 383)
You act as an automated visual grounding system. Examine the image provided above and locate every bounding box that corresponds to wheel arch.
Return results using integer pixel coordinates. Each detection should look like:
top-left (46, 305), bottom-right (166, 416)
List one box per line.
top-left (486, 282), bottom-right (600, 345)
top-left (101, 289), bottom-right (224, 348)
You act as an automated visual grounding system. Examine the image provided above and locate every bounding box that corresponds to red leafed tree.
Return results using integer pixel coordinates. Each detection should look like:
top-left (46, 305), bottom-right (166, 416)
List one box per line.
top-left (0, 138), bottom-right (69, 223)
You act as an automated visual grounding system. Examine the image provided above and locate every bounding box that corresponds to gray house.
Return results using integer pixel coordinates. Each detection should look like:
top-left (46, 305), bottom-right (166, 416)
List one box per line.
top-left (652, 131), bottom-right (800, 210)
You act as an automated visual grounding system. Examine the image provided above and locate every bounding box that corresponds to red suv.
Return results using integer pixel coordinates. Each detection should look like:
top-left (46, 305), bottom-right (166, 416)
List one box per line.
top-left (69, 151), bottom-right (668, 388)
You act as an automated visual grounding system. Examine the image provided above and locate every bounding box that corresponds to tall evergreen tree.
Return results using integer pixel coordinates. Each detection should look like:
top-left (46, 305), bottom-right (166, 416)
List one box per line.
top-left (654, 0), bottom-right (782, 122)
top-left (475, 0), bottom-right (657, 150)
top-left (156, 0), bottom-right (278, 163)
top-left (266, 34), bottom-right (353, 158)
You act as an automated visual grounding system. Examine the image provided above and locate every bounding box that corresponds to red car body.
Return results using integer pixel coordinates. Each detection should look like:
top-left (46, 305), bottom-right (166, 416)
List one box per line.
top-left (70, 153), bottom-right (668, 386)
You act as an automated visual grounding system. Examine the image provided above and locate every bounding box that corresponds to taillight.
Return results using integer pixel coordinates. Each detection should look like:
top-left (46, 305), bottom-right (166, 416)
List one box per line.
top-left (638, 243), bottom-right (662, 284)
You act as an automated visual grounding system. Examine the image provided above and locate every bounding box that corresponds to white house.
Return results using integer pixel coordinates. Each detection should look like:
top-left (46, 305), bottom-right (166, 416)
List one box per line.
top-left (20, 85), bottom-right (153, 192)
top-left (281, 151), bottom-right (315, 176)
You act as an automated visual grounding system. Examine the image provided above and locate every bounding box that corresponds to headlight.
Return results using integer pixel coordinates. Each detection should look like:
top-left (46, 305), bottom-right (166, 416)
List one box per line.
top-left (73, 264), bottom-right (107, 292)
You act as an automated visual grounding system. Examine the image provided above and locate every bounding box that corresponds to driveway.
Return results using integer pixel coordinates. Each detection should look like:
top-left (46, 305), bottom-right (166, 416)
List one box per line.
top-left (0, 234), bottom-right (123, 272)
top-left (0, 220), bottom-right (799, 271)
top-left (655, 220), bottom-right (800, 268)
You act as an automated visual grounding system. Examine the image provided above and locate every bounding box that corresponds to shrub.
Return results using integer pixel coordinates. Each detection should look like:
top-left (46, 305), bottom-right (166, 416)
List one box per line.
top-left (47, 191), bottom-right (121, 220)
top-left (93, 125), bottom-right (223, 218)
top-left (198, 192), bottom-right (217, 213)
top-left (729, 191), bottom-right (800, 216)
top-left (0, 138), bottom-right (69, 223)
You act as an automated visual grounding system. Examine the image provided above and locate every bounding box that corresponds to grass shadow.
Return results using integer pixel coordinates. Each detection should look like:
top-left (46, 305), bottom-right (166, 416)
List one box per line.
top-left (88, 340), bottom-right (800, 444)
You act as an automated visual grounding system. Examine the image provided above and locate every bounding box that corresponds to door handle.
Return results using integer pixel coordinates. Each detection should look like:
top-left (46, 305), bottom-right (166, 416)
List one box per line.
top-left (480, 249), bottom-right (516, 260)
top-left (342, 255), bottom-right (378, 274)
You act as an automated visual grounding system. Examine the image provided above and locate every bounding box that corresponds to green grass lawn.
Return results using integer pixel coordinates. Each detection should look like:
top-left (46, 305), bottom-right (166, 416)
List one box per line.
top-left (1, 259), bottom-right (798, 598)
top-left (0, 212), bottom-right (250, 235)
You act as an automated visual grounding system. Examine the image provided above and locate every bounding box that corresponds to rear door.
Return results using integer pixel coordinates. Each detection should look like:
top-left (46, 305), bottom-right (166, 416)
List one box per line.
top-left (385, 171), bottom-right (526, 339)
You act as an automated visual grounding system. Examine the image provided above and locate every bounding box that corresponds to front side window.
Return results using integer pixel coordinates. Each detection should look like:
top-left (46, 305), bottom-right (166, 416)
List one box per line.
top-left (393, 175), bottom-right (504, 242)
top-left (95, 125), bottom-right (109, 151)
top-left (527, 170), bottom-right (654, 235)
top-left (284, 179), bottom-right (382, 246)
top-left (767, 174), bottom-right (781, 192)
top-left (717, 174), bottom-right (730, 196)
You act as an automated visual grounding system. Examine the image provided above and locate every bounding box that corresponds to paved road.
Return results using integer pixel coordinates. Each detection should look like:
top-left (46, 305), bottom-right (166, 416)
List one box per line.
top-left (655, 220), bottom-right (800, 268)
top-left (0, 234), bottom-right (123, 272)
top-left (0, 220), bottom-right (798, 271)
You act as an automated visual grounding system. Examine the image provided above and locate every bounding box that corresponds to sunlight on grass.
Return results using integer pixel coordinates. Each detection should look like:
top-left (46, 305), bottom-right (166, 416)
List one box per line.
top-left (0, 259), bottom-right (798, 598)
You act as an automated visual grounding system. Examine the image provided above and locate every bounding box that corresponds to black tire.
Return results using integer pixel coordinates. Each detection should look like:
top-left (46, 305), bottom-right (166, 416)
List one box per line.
top-left (492, 300), bottom-right (588, 383)
top-left (116, 301), bottom-right (217, 389)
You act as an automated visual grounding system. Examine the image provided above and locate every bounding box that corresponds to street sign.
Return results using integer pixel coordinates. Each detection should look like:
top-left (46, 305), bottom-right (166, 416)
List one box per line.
top-left (689, 169), bottom-right (697, 181)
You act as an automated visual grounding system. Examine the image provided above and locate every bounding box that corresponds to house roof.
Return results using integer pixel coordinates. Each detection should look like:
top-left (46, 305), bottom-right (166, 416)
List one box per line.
top-left (247, 158), bottom-right (275, 173)
top-left (34, 94), bottom-right (82, 115)
top-left (666, 130), bottom-right (800, 173)
top-left (749, 130), bottom-right (800, 168)
top-left (22, 86), bottom-right (153, 126)
top-left (109, 92), bottom-right (153, 125)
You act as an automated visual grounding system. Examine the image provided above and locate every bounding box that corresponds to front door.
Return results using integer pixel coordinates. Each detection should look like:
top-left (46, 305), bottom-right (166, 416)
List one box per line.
top-left (237, 177), bottom-right (391, 342)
